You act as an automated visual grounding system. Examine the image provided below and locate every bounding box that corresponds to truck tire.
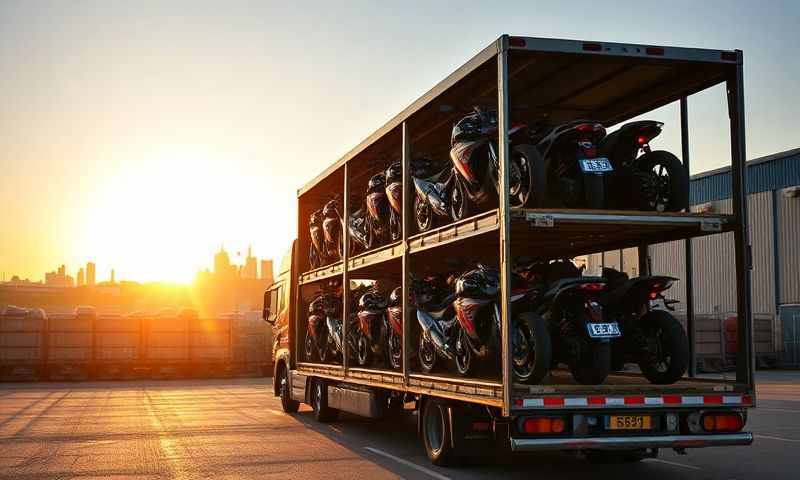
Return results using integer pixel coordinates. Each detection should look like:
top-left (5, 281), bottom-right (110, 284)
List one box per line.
top-left (637, 310), bottom-right (689, 384)
top-left (422, 399), bottom-right (456, 466)
top-left (277, 365), bottom-right (299, 413)
top-left (311, 379), bottom-right (339, 423)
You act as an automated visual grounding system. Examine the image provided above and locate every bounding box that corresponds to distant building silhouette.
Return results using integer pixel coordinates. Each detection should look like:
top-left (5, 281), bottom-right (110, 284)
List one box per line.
top-left (242, 245), bottom-right (258, 279)
top-left (86, 262), bottom-right (96, 286)
top-left (260, 259), bottom-right (273, 283)
top-left (45, 264), bottom-right (74, 287)
top-left (77, 268), bottom-right (85, 286)
top-left (110, 268), bottom-right (115, 284)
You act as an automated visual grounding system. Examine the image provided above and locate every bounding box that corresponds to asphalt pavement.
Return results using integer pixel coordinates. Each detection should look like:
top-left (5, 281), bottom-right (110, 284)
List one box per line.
top-left (0, 372), bottom-right (798, 479)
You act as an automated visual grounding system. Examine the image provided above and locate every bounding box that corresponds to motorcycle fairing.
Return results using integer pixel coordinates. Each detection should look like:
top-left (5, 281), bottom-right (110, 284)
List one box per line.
top-left (450, 139), bottom-right (487, 185)
top-left (413, 177), bottom-right (449, 217)
top-left (386, 181), bottom-right (402, 213)
top-left (308, 314), bottom-right (326, 340)
top-left (357, 309), bottom-right (384, 341)
top-left (387, 306), bottom-right (402, 335)
top-left (416, 309), bottom-right (454, 360)
top-left (454, 296), bottom-right (492, 340)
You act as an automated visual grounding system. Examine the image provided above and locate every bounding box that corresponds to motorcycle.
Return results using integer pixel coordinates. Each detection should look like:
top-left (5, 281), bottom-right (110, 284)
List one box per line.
top-left (321, 199), bottom-right (344, 262)
top-left (521, 259), bottom-right (618, 384)
top-left (599, 267), bottom-right (689, 384)
top-left (599, 120), bottom-right (689, 212)
top-left (305, 293), bottom-right (331, 362)
top-left (348, 173), bottom-right (390, 252)
top-left (450, 264), bottom-right (551, 383)
top-left (386, 286), bottom-right (404, 370)
top-left (385, 162), bottom-right (403, 241)
top-left (412, 155), bottom-right (455, 233)
top-left (413, 274), bottom-right (459, 374)
top-left (447, 107), bottom-right (543, 222)
top-left (531, 120), bottom-right (610, 209)
top-left (355, 288), bottom-right (389, 367)
top-left (309, 209), bottom-right (324, 269)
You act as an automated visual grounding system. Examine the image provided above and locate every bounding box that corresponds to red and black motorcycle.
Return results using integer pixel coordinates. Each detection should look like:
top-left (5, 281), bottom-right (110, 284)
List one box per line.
top-left (305, 293), bottom-right (330, 362)
top-left (447, 107), bottom-right (544, 221)
top-left (385, 162), bottom-right (403, 241)
top-left (355, 288), bottom-right (389, 367)
top-left (599, 120), bottom-right (689, 212)
top-left (386, 286), bottom-right (404, 370)
top-left (321, 199), bottom-right (343, 262)
top-left (349, 173), bottom-right (390, 252)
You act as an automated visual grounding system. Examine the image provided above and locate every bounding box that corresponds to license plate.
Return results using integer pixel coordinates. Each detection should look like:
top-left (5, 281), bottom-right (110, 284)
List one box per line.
top-left (607, 415), bottom-right (652, 430)
top-left (586, 322), bottom-right (621, 338)
top-left (579, 157), bottom-right (613, 173)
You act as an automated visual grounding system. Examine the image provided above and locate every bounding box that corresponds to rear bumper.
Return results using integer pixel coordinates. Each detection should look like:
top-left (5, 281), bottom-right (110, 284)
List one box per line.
top-left (510, 432), bottom-right (753, 452)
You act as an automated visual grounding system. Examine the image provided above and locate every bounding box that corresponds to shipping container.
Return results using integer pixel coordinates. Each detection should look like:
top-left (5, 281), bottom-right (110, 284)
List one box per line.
top-left (146, 309), bottom-right (191, 378)
top-left (0, 306), bottom-right (47, 380)
top-left (95, 313), bottom-right (144, 379)
top-left (47, 307), bottom-right (95, 380)
top-left (189, 316), bottom-right (232, 377)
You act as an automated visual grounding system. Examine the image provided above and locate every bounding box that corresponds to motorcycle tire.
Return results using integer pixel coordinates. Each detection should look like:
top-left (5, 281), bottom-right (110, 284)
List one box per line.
top-left (511, 145), bottom-right (545, 208)
top-left (414, 195), bottom-right (436, 233)
top-left (357, 333), bottom-right (371, 367)
top-left (419, 335), bottom-right (437, 374)
top-left (636, 310), bottom-right (689, 384)
top-left (389, 209), bottom-right (401, 242)
top-left (453, 329), bottom-right (475, 377)
top-left (304, 330), bottom-right (316, 362)
top-left (636, 150), bottom-right (690, 212)
top-left (318, 331), bottom-right (329, 364)
top-left (449, 178), bottom-right (471, 222)
top-left (569, 340), bottom-right (611, 385)
top-left (388, 331), bottom-right (402, 371)
top-left (513, 313), bottom-right (552, 384)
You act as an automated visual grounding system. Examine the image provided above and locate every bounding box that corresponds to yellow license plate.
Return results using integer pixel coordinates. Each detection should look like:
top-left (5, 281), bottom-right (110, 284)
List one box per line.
top-left (608, 415), bottom-right (652, 430)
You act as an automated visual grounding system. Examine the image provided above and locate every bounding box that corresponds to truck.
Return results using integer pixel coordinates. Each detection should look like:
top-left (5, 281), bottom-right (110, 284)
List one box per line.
top-left (262, 35), bottom-right (754, 465)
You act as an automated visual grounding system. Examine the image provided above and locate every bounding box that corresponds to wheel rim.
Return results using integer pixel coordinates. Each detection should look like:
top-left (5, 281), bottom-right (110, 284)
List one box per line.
top-left (305, 332), bottom-right (314, 361)
top-left (451, 182), bottom-right (466, 220)
top-left (280, 372), bottom-right (289, 398)
top-left (425, 404), bottom-right (445, 455)
top-left (415, 197), bottom-right (432, 231)
top-left (455, 331), bottom-right (471, 375)
top-left (648, 163), bottom-right (672, 212)
top-left (358, 335), bottom-right (369, 365)
top-left (419, 336), bottom-right (435, 370)
top-left (315, 382), bottom-right (323, 410)
top-left (510, 155), bottom-right (531, 207)
top-left (389, 332), bottom-right (402, 369)
top-left (650, 326), bottom-right (671, 373)
top-left (512, 324), bottom-right (534, 379)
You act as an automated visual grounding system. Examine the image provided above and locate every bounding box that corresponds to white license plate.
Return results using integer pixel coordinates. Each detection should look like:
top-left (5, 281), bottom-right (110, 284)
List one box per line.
top-left (587, 322), bottom-right (621, 338)
top-left (579, 158), bottom-right (613, 173)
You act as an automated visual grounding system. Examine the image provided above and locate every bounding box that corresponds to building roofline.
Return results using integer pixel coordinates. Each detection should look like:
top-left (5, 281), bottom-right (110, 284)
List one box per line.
top-left (691, 147), bottom-right (800, 181)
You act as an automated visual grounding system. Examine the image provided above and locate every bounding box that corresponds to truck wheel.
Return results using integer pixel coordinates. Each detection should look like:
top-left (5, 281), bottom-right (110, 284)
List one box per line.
top-left (278, 366), bottom-right (299, 413)
top-left (637, 310), bottom-right (689, 384)
top-left (312, 379), bottom-right (339, 423)
top-left (422, 399), bottom-right (456, 466)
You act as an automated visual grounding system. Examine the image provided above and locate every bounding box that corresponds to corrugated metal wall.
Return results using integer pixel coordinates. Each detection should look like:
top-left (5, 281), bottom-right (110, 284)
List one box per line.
top-left (748, 191), bottom-right (776, 314)
top-left (648, 240), bottom-right (688, 313)
top-left (778, 188), bottom-right (800, 303)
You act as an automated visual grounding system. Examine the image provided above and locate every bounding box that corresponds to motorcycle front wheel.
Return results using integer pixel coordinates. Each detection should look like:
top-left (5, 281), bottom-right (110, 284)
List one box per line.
top-left (318, 331), bottom-right (329, 364)
top-left (305, 330), bottom-right (316, 362)
top-left (636, 310), bottom-right (689, 384)
top-left (414, 195), bottom-right (435, 233)
top-left (513, 313), bottom-right (552, 384)
top-left (636, 150), bottom-right (689, 212)
top-left (453, 329), bottom-right (475, 377)
top-left (388, 330), bottom-right (402, 370)
top-left (357, 333), bottom-right (371, 367)
top-left (569, 340), bottom-right (611, 385)
top-left (389, 209), bottom-right (401, 242)
top-left (449, 179), bottom-right (471, 222)
top-left (419, 335), bottom-right (437, 374)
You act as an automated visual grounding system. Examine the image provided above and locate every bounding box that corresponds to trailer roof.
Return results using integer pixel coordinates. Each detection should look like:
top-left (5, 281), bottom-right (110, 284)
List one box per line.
top-left (298, 35), bottom-right (740, 197)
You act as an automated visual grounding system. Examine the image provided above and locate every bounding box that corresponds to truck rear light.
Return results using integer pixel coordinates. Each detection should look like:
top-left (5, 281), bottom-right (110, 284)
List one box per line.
top-left (509, 37), bottom-right (526, 47)
top-left (583, 42), bottom-right (602, 52)
top-left (701, 413), bottom-right (744, 432)
top-left (521, 416), bottom-right (566, 434)
top-left (646, 47), bottom-right (665, 56)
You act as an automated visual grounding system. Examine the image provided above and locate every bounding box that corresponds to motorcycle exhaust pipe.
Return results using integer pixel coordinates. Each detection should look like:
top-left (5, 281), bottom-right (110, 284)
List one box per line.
top-left (416, 309), bottom-right (454, 360)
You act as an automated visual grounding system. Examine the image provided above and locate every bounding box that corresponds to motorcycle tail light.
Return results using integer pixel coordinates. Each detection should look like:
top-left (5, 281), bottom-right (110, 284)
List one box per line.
top-left (701, 413), bottom-right (744, 433)
top-left (579, 283), bottom-right (605, 292)
top-left (637, 135), bottom-right (650, 145)
top-left (576, 123), bottom-right (603, 133)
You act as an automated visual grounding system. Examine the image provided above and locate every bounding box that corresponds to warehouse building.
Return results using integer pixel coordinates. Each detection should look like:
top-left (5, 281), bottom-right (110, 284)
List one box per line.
top-left (587, 147), bottom-right (800, 369)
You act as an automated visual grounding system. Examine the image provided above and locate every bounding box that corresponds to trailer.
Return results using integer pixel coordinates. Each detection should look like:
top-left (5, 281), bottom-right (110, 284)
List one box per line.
top-left (264, 35), bottom-right (754, 465)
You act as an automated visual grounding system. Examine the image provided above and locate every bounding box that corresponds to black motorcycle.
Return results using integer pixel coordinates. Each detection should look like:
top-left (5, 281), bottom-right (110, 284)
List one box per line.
top-left (448, 107), bottom-right (542, 221)
top-left (599, 120), bottom-right (689, 212)
top-left (599, 267), bottom-right (689, 384)
top-left (355, 288), bottom-right (389, 367)
top-left (531, 120), bottom-right (610, 209)
top-left (348, 173), bottom-right (390, 252)
top-left (451, 264), bottom-right (551, 384)
top-left (522, 259), bottom-right (618, 384)
top-left (385, 162), bottom-right (403, 241)
top-left (412, 155), bottom-right (455, 233)
top-left (305, 293), bottom-right (332, 362)
top-left (413, 274), bottom-right (459, 373)
top-left (309, 209), bottom-right (325, 269)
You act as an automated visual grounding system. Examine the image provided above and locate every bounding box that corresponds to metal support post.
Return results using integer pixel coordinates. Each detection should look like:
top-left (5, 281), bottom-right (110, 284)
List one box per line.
top-left (497, 36), bottom-right (512, 417)
top-left (342, 164), bottom-right (351, 375)
top-left (401, 122), bottom-right (411, 387)
top-left (681, 97), bottom-right (697, 377)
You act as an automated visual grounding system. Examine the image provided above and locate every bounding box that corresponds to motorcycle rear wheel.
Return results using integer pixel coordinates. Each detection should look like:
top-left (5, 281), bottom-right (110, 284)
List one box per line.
top-left (318, 332), bottom-right (329, 363)
top-left (419, 335), bottom-right (437, 374)
top-left (513, 313), bottom-right (552, 384)
top-left (453, 329), bottom-right (475, 377)
top-left (636, 310), bottom-right (689, 384)
top-left (389, 209), bottom-right (401, 242)
top-left (569, 340), bottom-right (611, 385)
top-left (636, 150), bottom-right (689, 212)
top-left (357, 333), bottom-right (371, 367)
top-left (510, 145), bottom-right (544, 208)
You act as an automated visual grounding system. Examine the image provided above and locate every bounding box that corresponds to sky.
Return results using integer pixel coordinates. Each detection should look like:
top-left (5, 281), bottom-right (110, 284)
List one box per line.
top-left (1, 0), bottom-right (798, 283)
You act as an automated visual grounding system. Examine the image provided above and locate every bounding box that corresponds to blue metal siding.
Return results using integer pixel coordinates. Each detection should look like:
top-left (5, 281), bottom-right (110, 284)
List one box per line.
top-left (690, 149), bottom-right (800, 205)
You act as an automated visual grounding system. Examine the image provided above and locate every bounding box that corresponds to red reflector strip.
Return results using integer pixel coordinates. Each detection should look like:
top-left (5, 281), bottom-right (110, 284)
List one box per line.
top-left (646, 47), bottom-right (665, 56)
top-left (704, 395), bottom-right (724, 405)
top-left (516, 394), bottom-right (751, 409)
top-left (544, 397), bottom-right (565, 407)
top-left (663, 395), bottom-right (682, 404)
top-left (624, 396), bottom-right (645, 405)
top-left (583, 42), bottom-right (602, 52)
top-left (588, 396), bottom-right (605, 406)
top-left (742, 394), bottom-right (753, 404)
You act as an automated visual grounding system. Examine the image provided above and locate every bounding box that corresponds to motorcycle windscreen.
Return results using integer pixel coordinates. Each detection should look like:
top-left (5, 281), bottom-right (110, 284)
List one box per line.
top-left (453, 297), bottom-right (492, 340)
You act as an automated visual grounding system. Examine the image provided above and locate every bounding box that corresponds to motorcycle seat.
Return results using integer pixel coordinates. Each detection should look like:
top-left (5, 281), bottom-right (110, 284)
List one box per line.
top-left (600, 120), bottom-right (660, 154)
top-left (543, 276), bottom-right (604, 299)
